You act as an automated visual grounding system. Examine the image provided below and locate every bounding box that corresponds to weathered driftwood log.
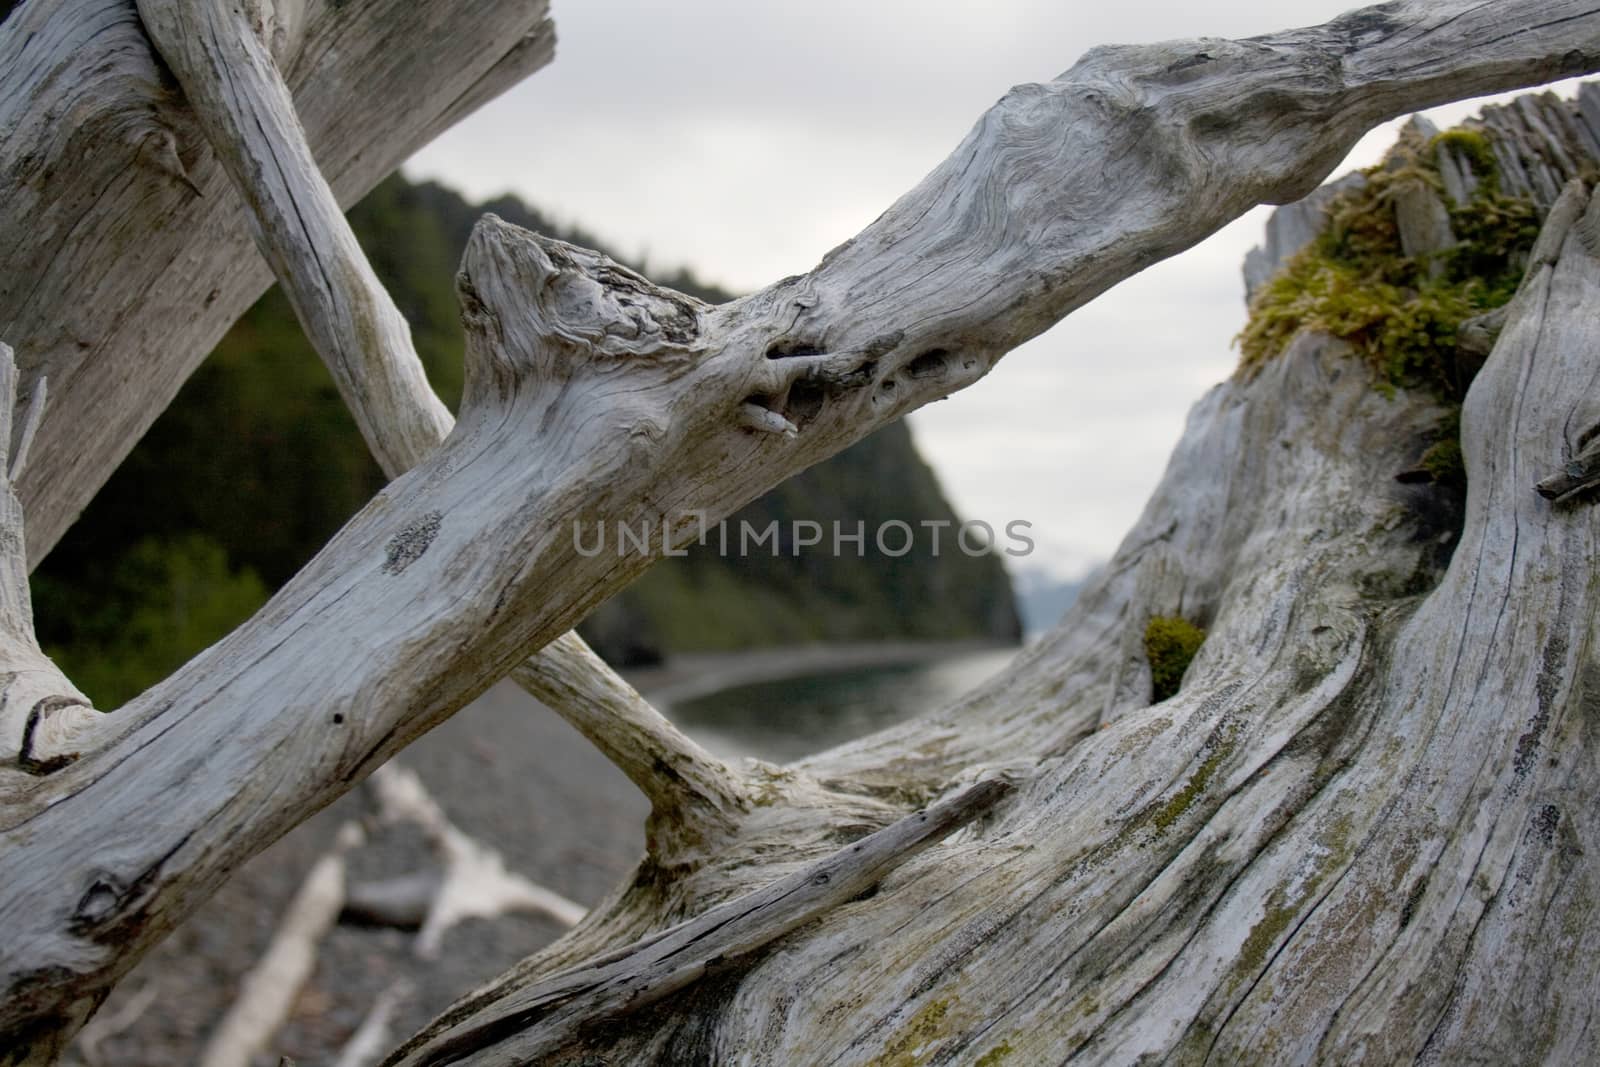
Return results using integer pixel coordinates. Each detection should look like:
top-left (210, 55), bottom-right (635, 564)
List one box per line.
top-left (2, 0), bottom-right (1600, 1062)
top-left (394, 179), bottom-right (1600, 1067)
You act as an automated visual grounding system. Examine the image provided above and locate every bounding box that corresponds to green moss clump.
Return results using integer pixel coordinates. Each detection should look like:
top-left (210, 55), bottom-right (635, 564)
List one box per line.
top-left (1419, 436), bottom-right (1466, 487)
top-left (1432, 129), bottom-right (1500, 194)
top-left (1444, 189), bottom-right (1541, 290)
top-left (1236, 127), bottom-right (1539, 400)
top-left (1145, 615), bottom-right (1207, 703)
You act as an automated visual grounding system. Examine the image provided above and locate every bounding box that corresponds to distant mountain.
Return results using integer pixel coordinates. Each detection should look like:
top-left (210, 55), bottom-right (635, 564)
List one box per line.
top-left (1014, 569), bottom-right (1090, 638)
top-left (32, 173), bottom-right (1020, 701)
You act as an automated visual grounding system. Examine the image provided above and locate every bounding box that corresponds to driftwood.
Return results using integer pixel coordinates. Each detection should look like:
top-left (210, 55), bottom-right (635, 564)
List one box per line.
top-left (393, 775), bottom-right (1012, 1067)
top-left (198, 823), bottom-right (364, 1067)
top-left (192, 762), bottom-right (581, 1066)
top-left (332, 980), bottom-right (414, 1067)
top-left (363, 764), bottom-right (585, 956)
top-left (2, 0), bottom-right (1600, 1062)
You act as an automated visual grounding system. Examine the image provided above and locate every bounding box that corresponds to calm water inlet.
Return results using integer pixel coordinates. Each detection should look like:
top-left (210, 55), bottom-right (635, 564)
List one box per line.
top-left (666, 647), bottom-right (1018, 763)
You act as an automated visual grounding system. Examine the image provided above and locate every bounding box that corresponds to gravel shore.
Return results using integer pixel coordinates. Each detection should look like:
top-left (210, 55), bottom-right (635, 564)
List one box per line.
top-left (75, 681), bottom-right (647, 1066)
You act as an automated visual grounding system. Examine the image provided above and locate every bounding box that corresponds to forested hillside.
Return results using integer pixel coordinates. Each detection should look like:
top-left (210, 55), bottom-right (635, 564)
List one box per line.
top-left (32, 174), bottom-right (1020, 703)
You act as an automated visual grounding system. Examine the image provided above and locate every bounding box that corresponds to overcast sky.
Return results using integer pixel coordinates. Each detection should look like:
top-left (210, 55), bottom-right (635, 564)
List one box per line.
top-left (409, 1), bottom-right (1583, 583)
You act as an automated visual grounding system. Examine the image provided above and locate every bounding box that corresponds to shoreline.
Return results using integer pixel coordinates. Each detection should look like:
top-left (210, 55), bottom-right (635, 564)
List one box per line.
top-left (622, 638), bottom-right (1017, 710)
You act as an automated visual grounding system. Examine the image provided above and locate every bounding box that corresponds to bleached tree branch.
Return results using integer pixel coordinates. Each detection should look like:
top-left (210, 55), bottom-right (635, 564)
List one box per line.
top-left (134, 0), bottom-right (755, 831)
top-left (365, 764), bottom-right (585, 956)
top-left (133, 0), bottom-right (454, 476)
top-left (0, 0), bottom-right (556, 566)
top-left (333, 979), bottom-right (414, 1067)
top-left (67, 982), bottom-right (157, 1067)
top-left (508, 653), bottom-right (753, 849)
top-left (198, 822), bottom-right (365, 1067)
top-left (0, 343), bottom-right (96, 772)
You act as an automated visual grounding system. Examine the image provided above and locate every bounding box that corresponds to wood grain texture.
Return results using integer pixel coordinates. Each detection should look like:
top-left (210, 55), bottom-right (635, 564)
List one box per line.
top-left (387, 775), bottom-right (1013, 1067)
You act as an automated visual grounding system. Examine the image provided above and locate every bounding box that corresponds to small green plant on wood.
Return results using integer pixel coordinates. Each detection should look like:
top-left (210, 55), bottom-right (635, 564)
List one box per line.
top-left (1417, 409), bottom-right (1467, 488)
top-left (1145, 615), bottom-right (1207, 703)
